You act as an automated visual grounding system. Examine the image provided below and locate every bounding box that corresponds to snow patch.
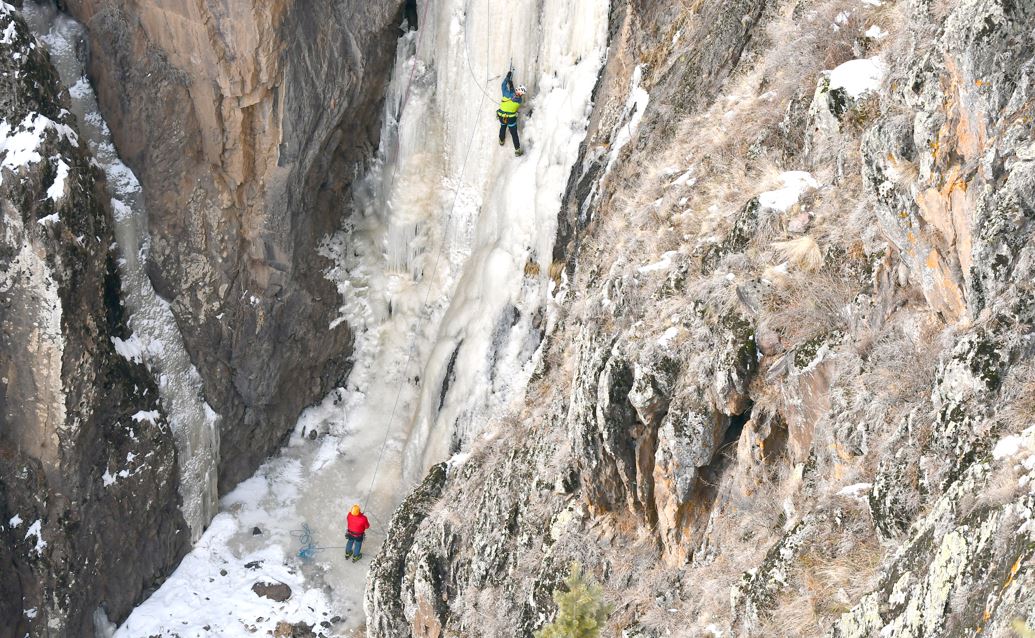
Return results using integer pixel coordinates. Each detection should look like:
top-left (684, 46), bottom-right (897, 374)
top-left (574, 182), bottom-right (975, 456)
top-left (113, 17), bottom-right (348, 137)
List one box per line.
top-left (994, 434), bottom-right (1027, 460)
top-left (606, 64), bottom-right (650, 174)
top-left (221, 475), bottom-right (270, 511)
top-left (111, 334), bottom-right (145, 364)
top-left (637, 251), bottom-right (680, 274)
top-left (69, 76), bottom-right (92, 99)
top-left (864, 25), bottom-right (887, 39)
top-left (837, 482), bottom-right (872, 497)
top-left (114, 514), bottom-right (335, 638)
top-left (828, 57), bottom-right (887, 99)
top-left (131, 410), bottom-right (160, 424)
top-left (46, 157), bottom-right (69, 201)
top-left (0, 113), bottom-right (79, 186)
top-left (994, 427), bottom-right (1035, 493)
top-left (669, 166), bottom-right (695, 188)
top-left (9, 514), bottom-right (22, 528)
top-left (447, 451), bottom-right (471, 470)
top-left (758, 171), bottom-right (818, 212)
top-left (0, 115), bottom-right (46, 175)
top-left (656, 326), bottom-right (680, 347)
top-left (109, 198), bottom-right (133, 222)
top-left (1, 18), bottom-right (17, 45)
top-left (24, 520), bottom-right (46, 555)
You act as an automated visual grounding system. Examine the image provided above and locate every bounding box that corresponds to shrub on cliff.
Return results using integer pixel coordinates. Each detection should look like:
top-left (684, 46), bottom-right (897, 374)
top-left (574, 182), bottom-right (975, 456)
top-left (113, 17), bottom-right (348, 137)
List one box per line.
top-left (535, 563), bottom-right (612, 638)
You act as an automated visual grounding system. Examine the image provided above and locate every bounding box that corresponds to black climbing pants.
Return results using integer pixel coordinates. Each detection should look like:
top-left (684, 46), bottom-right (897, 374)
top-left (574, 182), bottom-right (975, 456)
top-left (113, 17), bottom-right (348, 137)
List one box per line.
top-left (498, 119), bottom-right (520, 150)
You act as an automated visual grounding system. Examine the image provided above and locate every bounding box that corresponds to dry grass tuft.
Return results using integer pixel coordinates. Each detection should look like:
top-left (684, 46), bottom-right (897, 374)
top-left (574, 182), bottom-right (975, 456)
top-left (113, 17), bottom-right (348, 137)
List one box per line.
top-left (774, 236), bottom-right (824, 272)
top-left (1002, 364), bottom-right (1035, 434)
top-left (548, 259), bottom-right (565, 284)
top-left (764, 270), bottom-right (856, 346)
top-left (861, 316), bottom-right (944, 410)
top-left (759, 507), bottom-right (885, 636)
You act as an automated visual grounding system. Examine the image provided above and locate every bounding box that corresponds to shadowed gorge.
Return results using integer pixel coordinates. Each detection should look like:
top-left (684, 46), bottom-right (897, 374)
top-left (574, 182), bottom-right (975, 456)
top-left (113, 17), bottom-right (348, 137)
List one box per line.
top-left (60, 0), bottom-right (405, 490)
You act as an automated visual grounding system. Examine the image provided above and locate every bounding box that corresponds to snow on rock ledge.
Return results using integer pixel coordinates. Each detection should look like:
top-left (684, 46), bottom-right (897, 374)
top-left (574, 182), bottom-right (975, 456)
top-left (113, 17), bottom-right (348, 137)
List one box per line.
top-left (828, 56), bottom-right (887, 99)
top-left (758, 171), bottom-right (819, 213)
top-left (806, 57), bottom-right (887, 168)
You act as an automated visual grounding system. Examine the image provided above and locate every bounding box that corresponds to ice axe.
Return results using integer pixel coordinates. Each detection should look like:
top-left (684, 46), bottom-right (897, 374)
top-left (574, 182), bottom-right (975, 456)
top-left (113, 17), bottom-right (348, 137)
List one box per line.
top-left (487, 60), bottom-right (513, 83)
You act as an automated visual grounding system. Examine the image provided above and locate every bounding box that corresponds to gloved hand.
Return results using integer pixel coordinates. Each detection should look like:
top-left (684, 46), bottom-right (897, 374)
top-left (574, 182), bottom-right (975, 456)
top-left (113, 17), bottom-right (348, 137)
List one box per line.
top-left (506, 70), bottom-right (512, 80)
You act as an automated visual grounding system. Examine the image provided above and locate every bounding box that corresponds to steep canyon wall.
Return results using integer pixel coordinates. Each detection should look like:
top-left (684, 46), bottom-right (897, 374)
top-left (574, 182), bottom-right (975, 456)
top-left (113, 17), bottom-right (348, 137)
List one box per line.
top-left (0, 6), bottom-right (188, 634)
top-left (2, 0), bottom-right (407, 633)
top-left (62, 0), bottom-right (404, 488)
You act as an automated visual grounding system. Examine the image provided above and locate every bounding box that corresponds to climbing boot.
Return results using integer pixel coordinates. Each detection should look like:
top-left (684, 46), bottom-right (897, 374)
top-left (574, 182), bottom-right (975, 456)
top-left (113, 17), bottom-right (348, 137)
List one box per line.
top-left (515, 147), bottom-right (524, 157)
top-left (345, 551), bottom-right (353, 559)
top-left (498, 138), bottom-right (505, 146)
top-left (352, 553), bottom-right (362, 562)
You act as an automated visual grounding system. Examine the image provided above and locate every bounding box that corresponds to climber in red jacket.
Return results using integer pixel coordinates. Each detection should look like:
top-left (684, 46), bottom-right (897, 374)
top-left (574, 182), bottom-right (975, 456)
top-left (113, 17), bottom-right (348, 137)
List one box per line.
top-left (345, 504), bottom-right (370, 562)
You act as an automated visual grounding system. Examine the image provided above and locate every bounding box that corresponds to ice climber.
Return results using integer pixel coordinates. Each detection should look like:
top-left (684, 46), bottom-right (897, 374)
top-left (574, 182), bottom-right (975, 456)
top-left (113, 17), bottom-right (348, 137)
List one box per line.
top-left (345, 504), bottom-right (370, 561)
top-left (498, 70), bottom-right (527, 156)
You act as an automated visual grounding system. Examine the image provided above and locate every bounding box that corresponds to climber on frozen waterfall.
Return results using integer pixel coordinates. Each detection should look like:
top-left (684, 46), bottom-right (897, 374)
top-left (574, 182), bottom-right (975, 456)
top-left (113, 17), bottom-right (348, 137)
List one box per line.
top-left (345, 504), bottom-right (370, 562)
top-left (498, 70), bottom-right (527, 156)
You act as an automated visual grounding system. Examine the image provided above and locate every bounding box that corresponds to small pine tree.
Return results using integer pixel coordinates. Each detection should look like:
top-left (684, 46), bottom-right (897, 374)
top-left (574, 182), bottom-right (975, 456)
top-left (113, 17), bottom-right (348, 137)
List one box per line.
top-left (535, 563), bottom-right (612, 638)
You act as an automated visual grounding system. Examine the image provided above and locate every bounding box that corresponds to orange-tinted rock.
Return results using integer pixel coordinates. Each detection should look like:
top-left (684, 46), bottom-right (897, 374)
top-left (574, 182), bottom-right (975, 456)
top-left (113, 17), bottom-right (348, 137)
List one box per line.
top-left (62, 0), bottom-right (403, 488)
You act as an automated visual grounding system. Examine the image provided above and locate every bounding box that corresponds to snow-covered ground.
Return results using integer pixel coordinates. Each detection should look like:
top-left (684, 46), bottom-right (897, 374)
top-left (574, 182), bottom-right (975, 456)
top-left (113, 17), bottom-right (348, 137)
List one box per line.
top-left (24, 0), bottom-right (609, 633)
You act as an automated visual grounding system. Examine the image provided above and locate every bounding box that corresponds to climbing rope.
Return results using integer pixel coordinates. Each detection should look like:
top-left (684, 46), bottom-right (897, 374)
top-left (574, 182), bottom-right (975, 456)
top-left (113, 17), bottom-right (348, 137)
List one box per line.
top-left (359, 0), bottom-right (492, 510)
top-left (311, 0), bottom-right (504, 556)
top-left (292, 523), bottom-right (351, 561)
top-left (292, 523), bottom-right (319, 560)
top-left (462, 0), bottom-right (496, 101)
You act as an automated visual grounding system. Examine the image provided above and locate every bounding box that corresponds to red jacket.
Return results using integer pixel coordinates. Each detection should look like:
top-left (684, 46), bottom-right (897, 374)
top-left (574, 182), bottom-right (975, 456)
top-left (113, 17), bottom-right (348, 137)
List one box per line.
top-left (347, 512), bottom-right (370, 536)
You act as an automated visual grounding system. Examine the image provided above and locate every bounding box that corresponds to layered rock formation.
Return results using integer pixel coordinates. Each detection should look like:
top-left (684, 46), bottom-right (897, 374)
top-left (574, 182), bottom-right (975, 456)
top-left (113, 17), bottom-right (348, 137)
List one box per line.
top-left (61, 0), bottom-right (404, 488)
top-left (368, 0), bottom-right (1035, 635)
top-left (0, 5), bottom-right (187, 634)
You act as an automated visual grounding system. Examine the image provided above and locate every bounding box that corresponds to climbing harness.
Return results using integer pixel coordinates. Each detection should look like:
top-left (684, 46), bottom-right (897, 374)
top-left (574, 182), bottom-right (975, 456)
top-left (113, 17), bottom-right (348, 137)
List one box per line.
top-left (497, 78), bottom-right (522, 120)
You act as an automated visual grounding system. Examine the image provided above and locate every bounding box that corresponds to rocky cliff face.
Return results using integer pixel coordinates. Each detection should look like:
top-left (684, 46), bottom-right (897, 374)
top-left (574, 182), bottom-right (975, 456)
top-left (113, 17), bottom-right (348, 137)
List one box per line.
top-left (368, 0), bottom-right (1035, 635)
top-left (60, 0), bottom-right (404, 488)
top-left (0, 4), bottom-right (187, 635)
